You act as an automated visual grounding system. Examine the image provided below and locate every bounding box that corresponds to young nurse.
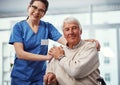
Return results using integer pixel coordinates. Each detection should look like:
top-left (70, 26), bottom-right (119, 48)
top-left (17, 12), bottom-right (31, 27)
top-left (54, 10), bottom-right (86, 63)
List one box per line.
top-left (9, 0), bottom-right (66, 85)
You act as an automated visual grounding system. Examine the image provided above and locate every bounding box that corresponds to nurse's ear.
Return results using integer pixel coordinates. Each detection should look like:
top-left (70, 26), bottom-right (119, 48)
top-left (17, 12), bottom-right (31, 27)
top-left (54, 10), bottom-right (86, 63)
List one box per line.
top-left (27, 4), bottom-right (31, 12)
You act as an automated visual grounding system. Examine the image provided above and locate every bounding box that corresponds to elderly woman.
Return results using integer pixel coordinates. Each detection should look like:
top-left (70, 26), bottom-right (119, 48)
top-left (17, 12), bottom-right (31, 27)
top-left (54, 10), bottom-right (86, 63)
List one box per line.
top-left (44, 17), bottom-right (104, 85)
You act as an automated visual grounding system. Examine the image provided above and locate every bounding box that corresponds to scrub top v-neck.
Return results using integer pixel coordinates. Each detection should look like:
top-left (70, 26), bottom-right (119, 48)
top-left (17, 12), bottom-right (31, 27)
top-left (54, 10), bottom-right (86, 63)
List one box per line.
top-left (9, 20), bottom-right (62, 81)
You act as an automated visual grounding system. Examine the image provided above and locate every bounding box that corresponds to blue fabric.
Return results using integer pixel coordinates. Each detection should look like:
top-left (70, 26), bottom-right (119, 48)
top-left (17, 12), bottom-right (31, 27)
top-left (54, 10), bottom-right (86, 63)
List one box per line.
top-left (11, 77), bottom-right (43, 85)
top-left (9, 20), bottom-right (62, 82)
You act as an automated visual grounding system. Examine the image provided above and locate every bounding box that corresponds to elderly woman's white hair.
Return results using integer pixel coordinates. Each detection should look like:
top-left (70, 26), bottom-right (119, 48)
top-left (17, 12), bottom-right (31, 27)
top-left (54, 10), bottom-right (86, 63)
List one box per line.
top-left (62, 16), bottom-right (82, 30)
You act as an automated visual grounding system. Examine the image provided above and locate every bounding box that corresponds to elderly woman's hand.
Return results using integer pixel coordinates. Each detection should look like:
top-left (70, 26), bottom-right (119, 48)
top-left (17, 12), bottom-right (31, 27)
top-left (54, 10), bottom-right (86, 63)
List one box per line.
top-left (49, 46), bottom-right (65, 60)
top-left (44, 72), bottom-right (58, 85)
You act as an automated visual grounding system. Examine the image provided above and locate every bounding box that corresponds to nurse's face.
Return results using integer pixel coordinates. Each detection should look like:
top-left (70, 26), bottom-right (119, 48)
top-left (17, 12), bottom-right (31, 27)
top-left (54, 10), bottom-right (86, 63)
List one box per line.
top-left (27, 1), bottom-right (46, 21)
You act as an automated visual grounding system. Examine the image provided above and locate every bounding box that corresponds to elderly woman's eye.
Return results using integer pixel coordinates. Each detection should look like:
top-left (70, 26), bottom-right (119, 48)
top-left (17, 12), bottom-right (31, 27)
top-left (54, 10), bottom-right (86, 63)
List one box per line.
top-left (64, 28), bottom-right (69, 31)
top-left (72, 26), bottom-right (78, 29)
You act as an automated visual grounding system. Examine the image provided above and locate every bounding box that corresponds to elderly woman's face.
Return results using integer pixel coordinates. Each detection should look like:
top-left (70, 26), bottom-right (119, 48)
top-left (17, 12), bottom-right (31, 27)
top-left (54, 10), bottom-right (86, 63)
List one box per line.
top-left (63, 22), bottom-right (82, 46)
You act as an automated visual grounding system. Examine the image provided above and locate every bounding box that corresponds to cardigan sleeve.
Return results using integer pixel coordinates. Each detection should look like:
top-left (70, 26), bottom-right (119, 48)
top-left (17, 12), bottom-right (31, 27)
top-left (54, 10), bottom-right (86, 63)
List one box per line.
top-left (59, 42), bottom-right (100, 79)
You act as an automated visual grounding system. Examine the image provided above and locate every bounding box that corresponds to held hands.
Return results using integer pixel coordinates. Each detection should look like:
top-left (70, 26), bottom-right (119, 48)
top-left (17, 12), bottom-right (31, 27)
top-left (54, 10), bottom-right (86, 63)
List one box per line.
top-left (44, 72), bottom-right (58, 85)
top-left (48, 46), bottom-right (65, 60)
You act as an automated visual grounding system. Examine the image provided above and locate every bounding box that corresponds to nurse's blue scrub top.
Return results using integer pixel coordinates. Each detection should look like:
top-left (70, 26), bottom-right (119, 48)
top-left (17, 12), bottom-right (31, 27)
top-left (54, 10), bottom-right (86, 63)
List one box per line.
top-left (9, 20), bottom-right (62, 82)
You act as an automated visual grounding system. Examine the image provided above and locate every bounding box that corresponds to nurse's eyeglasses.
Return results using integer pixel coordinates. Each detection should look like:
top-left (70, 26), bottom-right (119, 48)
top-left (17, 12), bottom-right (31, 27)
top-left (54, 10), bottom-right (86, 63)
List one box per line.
top-left (31, 5), bottom-right (45, 14)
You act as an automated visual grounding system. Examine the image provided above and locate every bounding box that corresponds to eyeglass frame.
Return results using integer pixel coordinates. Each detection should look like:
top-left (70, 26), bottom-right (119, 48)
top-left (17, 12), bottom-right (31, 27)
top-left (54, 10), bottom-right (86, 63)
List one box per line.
top-left (30, 5), bottom-right (46, 14)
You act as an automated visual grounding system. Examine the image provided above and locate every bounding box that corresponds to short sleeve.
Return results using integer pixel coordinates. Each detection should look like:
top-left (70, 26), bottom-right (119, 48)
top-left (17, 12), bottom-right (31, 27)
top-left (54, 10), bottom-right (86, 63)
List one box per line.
top-left (48, 23), bottom-right (62, 41)
top-left (9, 22), bottom-right (23, 45)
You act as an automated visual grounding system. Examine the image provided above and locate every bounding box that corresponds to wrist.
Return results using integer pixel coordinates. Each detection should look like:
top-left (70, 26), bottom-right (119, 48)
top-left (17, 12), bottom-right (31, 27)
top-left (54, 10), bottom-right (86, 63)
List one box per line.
top-left (58, 55), bottom-right (65, 61)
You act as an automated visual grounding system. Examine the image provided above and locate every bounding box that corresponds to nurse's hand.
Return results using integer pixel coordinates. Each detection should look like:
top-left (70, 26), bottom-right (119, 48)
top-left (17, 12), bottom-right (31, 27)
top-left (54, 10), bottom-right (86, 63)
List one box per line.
top-left (85, 39), bottom-right (100, 51)
top-left (49, 46), bottom-right (65, 60)
top-left (44, 72), bottom-right (58, 85)
top-left (46, 54), bottom-right (53, 60)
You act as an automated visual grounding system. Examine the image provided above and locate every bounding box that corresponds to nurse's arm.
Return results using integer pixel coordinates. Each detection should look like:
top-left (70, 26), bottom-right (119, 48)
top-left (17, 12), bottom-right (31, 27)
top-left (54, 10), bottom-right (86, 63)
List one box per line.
top-left (13, 42), bottom-right (52, 61)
